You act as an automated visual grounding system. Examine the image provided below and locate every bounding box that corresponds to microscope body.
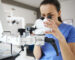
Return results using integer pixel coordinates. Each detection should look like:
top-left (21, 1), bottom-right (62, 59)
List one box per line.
top-left (29, 16), bottom-right (59, 56)
top-left (0, 15), bottom-right (59, 60)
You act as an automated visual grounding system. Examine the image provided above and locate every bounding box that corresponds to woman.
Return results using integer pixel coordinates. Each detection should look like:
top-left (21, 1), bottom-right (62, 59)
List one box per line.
top-left (33, 0), bottom-right (75, 60)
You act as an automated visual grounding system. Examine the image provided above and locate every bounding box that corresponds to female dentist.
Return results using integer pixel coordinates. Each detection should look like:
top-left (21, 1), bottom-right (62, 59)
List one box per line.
top-left (33, 0), bottom-right (75, 60)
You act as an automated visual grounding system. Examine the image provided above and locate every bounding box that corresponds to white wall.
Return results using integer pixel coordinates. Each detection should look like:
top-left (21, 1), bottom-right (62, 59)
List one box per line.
top-left (2, 3), bottom-right (37, 25)
top-left (61, 0), bottom-right (75, 26)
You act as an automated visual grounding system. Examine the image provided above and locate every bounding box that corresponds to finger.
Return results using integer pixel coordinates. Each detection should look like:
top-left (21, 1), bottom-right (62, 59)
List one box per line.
top-left (44, 21), bottom-right (53, 28)
top-left (45, 31), bottom-right (53, 34)
top-left (47, 20), bottom-right (57, 28)
top-left (44, 24), bottom-right (52, 28)
top-left (47, 19), bottom-right (52, 21)
top-left (47, 20), bottom-right (55, 25)
top-left (44, 21), bottom-right (52, 25)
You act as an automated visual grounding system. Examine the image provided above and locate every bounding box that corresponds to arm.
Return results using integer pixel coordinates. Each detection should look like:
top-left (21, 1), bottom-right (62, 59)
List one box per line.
top-left (46, 30), bottom-right (75, 60)
top-left (58, 37), bottom-right (75, 60)
top-left (68, 43), bottom-right (75, 54)
top-left (33, 45), bottom-right (42, 60)
top-left (44, 20), bottom-right (75, 60)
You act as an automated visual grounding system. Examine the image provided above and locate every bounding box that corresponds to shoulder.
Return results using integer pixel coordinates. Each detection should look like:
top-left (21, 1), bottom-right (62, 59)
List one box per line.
top-left (65, 24), bottom-right (75, 43)
top-left (59, 23), bottom-right (75, 38)
top-left (65, 24), bottom-right (75, 32)
top-left (68, 25), bottom-right (75, 35)
top-left (60, 23), bottom-right (75, 31)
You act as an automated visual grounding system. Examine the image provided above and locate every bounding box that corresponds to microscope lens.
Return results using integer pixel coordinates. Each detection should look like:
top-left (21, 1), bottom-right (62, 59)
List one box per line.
top-left (40, 17), bottom-right (44, 20)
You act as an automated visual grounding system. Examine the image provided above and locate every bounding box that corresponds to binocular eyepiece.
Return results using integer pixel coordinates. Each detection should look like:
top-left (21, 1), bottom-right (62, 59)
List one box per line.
top-left (40, 15), bottom-right (59, 56)
top-left (40, 15), bottom-right (52, 20)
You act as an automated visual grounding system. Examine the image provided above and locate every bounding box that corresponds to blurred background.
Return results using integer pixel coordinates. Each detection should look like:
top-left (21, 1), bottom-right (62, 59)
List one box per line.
top-left (1, 0), bottom-right (75, 26)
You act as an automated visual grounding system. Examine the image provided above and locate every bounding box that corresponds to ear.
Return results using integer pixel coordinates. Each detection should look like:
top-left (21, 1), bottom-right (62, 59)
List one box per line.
top-left (58, 10), bottom-right (61, 17)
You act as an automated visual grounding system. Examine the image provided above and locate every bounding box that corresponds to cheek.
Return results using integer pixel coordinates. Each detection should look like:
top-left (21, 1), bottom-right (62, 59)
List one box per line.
top-left (52, 16), bottom-right (58, 21)
top-left (52, 16), bottom-right (59, 23)
top-left (52, 13), bottom-right (59, 21)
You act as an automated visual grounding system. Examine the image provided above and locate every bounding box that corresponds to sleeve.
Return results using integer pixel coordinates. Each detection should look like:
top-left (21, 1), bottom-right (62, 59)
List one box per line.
top-left (67, 26), bottom-right (75, 43)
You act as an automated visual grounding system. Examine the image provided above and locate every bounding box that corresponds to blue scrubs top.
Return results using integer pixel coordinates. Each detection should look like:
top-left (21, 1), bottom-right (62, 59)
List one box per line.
top-left (40, 23), bottom-right (75, 60)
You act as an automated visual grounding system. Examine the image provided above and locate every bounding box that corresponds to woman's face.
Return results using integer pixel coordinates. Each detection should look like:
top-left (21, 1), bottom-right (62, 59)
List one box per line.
top-left (40, 4), bottom-right (61, 24)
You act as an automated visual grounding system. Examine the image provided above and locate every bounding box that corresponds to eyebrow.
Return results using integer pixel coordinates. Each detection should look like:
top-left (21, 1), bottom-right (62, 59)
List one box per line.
top-left (47, 13), bottom-right (54, 16)
top-left (41, 12), bottom-right (54, 17)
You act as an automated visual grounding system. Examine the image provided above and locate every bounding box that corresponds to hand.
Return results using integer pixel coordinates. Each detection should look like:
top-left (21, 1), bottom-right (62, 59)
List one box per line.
top-left (43, 19), bottom-right (65, 41)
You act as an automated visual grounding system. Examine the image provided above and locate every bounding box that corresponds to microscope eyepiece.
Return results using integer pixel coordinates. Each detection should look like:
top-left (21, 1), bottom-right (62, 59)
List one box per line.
top-left (18, 29), bottom-right (25, 36)
top-left (47, 15), bottom-right (52, 19)
top-left (40, 15), bottom-right (52, 20)
top-left (40, 17), bottom-right (44, 20)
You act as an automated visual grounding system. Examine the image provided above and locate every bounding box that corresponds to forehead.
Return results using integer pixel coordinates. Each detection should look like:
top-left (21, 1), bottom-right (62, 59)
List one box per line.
top-left (40, 4), bottom-right (57, 14)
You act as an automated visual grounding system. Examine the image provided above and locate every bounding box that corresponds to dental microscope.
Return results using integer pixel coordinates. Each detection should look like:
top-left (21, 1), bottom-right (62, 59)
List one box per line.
top-left (0, 16), bottom-right (59, 60)
top-left (28, 15), bottom-right (59, 56)
top-left (0, 2), bottom-right (58, 59)
top-left (15, 15), bottom-right (59, 60)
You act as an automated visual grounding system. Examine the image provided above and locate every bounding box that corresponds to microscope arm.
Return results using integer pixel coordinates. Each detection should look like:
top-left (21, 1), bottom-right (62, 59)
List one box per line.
top-left (45, 37), bottom-right (59, 56)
